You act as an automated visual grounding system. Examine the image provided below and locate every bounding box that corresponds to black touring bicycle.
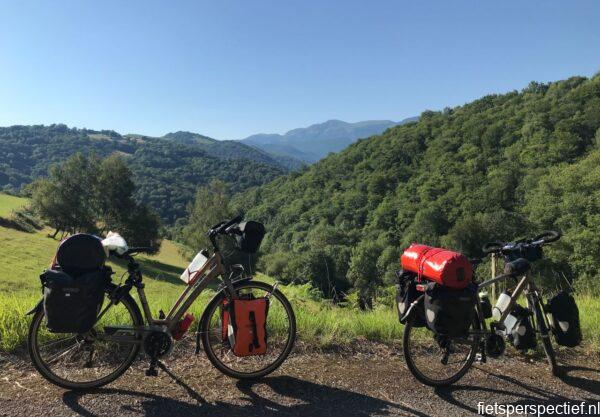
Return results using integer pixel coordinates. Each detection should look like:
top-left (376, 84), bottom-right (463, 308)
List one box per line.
top-left (398, 231), bottom-right (582, 386)
top-left (27, 216), bottom-right (297, 390)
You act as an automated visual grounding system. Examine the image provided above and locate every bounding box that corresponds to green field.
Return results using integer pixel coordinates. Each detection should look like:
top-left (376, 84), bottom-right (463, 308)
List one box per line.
top-left (0, 193), bottom-right (27, 217)
top-left (0, 194), bottom-right (597, 355)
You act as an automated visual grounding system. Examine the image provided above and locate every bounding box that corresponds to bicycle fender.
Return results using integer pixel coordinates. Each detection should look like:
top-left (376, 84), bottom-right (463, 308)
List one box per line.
top-left (195, 277), bottom-right (254, 354)
top-left (26, 299), bottom-right (43, 316)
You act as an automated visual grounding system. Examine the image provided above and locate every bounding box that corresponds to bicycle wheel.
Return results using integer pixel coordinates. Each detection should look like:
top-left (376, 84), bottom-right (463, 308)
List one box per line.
top-left (28, 292), bottom-right (143, 390)
top-left (201, 280), bottom-right (296, 379)
top-left (528, 293), bottom-right (559, 375)
top-left (403, 312), bottom-right (480, 387)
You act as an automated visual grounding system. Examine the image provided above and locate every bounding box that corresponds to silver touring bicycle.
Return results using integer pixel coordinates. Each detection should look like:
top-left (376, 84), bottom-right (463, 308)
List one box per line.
top-left (398, 231), bottom-right (582, 386)
top-left (27, 215), bottom-right (297, 390)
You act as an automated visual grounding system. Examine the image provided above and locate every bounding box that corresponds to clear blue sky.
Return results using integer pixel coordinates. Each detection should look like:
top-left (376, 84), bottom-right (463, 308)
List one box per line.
top-left (1, 1), bottom-right (599, 139)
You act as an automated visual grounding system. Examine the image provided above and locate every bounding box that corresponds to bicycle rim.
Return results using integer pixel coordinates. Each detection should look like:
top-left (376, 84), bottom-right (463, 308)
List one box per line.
top-left (201, 281), bottom-right (296, 379)
top-left (28, 294), bottom-right (142, 390)
top-left (529, 294), bottom-right (558, 374)
top-left (403, 315), bottom-right (480, 387)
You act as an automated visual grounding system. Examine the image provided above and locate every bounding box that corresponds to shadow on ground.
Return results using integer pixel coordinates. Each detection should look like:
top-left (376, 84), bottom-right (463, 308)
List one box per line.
top-left (434, 364), bottom-right (600, 416)
top-left (62, 363), bottom-right (426, 417)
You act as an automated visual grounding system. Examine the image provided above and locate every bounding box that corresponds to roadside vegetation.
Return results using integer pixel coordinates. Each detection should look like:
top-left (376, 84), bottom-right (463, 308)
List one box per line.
top-left (0, 212), bottom-right (597, 354)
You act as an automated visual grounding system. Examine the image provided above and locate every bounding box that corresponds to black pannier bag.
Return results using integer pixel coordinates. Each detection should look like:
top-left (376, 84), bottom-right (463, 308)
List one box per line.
top-left (395, 269), bottom-right (425, 327)
top-left (547, 291), bottom-right (582, 347)
top-left (41, 268), bottom-right (110, 333)
top-left (235, 221), bottom-right (265, 254)
top-left (508, 304), bottom-right (537, 351)
top-left (424, 282), bottom-right (476, 337)
top-left (42, 233), bottom-right (110, 333)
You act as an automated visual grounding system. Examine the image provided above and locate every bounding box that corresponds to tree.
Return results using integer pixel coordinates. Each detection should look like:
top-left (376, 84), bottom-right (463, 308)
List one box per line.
top-left (30, 154), bottom-right (162, 250)
top-left (31, 153), bottom-right (99, 236)
top-left (179, 179), bottom-right (233, 254)
top-left (96, 155), bottom-right (136, 234)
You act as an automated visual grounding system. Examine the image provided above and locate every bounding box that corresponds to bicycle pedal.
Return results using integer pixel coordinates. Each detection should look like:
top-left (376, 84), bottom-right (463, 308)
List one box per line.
top-left (145, 368), bottom-right (159, 377)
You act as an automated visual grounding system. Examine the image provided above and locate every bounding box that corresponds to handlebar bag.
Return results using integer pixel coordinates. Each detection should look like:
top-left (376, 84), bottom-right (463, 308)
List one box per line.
top-left (221, 296), bottom-right (270, 356)
top-left (401, 244), bottom-right (472, 289)
top-left (547, 291), bottom-right (582, 347)
top-left (504, 242), bottom-right (543, 263)
top-left (41, 268), bottom-right (110, 333)
top-left (395, 269), bottom-right (425, 327)
top-left (234, 221), bottom-right (265, 254)
top-left (424, 282), bottom-right (476, 337)
top-left (508, 304), bottom-right (537, 351)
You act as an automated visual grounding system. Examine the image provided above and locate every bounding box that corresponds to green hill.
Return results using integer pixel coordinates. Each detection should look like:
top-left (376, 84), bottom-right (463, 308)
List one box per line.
top-left (0, 125), bottom-right (285, 224)
top-left (234, 75), bottom-right (600, 298)
top-left (0, 193), bottom-right (26, 217)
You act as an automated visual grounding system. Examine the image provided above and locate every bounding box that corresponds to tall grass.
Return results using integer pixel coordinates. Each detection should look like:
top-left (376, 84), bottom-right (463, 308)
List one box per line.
top-left (0, 217), bottom-right (598, 354)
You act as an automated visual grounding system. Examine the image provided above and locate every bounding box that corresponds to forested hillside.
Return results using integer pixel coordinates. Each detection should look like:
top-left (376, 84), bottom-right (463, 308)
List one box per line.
top-left (234, 75), bottom-right (600, 302)
top-left (0, 125), bottom-right (284, 223)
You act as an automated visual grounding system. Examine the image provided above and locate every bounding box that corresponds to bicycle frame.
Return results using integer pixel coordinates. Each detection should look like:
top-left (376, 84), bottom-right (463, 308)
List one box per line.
top-left (99, 248), bottom-right (244, 343)
top-left (476, 271), bottom-right (543, 333)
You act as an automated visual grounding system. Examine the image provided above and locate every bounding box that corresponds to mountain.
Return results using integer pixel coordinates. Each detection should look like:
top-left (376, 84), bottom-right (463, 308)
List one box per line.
top-left (160, 131), bottom-right (283, 167)
top-left (232, 75), bottom-right (600, 300)
top-left (0, 125), bottom-right (284, 224)
top-left (241, 118), bottom-right (418, 163)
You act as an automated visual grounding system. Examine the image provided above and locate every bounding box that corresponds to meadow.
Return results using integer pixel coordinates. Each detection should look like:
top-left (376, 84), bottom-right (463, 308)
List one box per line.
top-left (0, 193), bottom-right (597, 355)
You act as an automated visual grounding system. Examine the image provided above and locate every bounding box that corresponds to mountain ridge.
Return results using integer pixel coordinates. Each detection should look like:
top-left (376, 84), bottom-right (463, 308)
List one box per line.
top-left (240, 117), bottom-right (418, 163)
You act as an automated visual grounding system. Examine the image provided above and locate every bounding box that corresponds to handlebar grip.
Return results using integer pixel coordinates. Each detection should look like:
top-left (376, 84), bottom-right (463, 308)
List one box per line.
top-left (221, 214), bottom-right (243, 232)
top-left (532, 230), bottom-right (561, 244)
top-left (482, 241), bottom-right (504, 254)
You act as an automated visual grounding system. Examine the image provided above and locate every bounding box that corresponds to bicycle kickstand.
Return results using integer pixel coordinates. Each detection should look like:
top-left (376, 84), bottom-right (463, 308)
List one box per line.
top-left (145, 356), bottom-right (159, 377)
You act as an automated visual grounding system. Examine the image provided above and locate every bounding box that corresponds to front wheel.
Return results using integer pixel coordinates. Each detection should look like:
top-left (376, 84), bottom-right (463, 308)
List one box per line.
top-left (528, 294), bottom-right (559, 375)
top-left (200, 280), bottom-right (296, 379)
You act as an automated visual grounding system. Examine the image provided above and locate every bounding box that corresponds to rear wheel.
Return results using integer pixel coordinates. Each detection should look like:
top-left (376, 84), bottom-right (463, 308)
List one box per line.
top-left (201, 280), bottom-right (296, 379)
top-left (28, 292), bottom-right (142, 390)
top-left (403, 312), bottom-right (480, 387)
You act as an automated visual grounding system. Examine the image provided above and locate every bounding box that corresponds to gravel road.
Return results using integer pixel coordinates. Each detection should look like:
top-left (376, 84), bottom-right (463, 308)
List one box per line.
top-left (1, 344), bottom-right (598, 416)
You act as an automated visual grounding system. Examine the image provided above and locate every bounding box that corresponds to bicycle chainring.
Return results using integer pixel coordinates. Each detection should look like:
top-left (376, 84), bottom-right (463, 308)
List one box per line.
top-left (143, 331), bottom-right (173, 358)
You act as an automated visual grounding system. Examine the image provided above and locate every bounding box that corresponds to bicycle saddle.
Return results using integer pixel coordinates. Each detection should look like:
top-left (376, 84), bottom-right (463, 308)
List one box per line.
top-left (504, 258), bottom-right (530, 276)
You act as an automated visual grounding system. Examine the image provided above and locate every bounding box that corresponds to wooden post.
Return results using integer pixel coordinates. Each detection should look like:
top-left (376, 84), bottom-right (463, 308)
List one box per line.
top-left (491, 253), bottom-right (497, 302)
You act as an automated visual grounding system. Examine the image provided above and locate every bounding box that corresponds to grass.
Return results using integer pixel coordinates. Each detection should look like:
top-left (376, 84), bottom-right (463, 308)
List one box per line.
top-left (0, 190), bottom-right (598, 354)
top-left (0, 193), bottom-right (27, 218)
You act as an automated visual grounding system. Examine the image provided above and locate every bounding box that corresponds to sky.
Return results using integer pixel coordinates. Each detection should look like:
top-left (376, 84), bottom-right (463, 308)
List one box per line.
top-left (0, 1), bottom-right (599, 140)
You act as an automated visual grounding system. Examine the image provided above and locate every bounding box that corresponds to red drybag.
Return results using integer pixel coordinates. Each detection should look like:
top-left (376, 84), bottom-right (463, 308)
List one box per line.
top-left (221, 297), bottom-right (269, 357)
top-left (400, 244), bottom-right (472, 289)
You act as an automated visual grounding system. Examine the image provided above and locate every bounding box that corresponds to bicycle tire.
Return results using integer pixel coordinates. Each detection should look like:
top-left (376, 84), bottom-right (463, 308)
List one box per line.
top-left (528, 293), bottom-right (559, 375)
top-left (200, 280), bottom-right (296, 379)
top-left (28, 292), bottom-right (143, 390)
top-left (403, 313), bottom-right (480, 387)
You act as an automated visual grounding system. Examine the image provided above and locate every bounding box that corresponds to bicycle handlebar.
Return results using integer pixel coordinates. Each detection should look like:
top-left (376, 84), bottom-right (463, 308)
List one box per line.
top-left (207, 215), bottom-right (244, 239)
top-left (532, 230), bottom-right (561, 244)
top-left (112, 246), bottom-right (155, 259)
top-left (482, 230), bottom-right (561, 255)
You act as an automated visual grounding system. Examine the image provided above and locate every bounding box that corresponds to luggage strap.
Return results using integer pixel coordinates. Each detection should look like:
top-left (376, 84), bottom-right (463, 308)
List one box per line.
top-left (248, 310), bottom-right (260, 352)
top-left (417, 247), bottom-right (447, 280)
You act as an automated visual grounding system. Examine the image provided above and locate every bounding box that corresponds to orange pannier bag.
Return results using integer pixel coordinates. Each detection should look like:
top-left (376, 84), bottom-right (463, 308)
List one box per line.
top-left (400, 244), bottom-right (472, 289)
top-left (221, 297), bottom-right (269, 357)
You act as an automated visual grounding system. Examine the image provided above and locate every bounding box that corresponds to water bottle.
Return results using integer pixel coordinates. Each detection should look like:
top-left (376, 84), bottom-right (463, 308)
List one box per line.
top-left (492, 291), bottom-right (518, 334)
top-left (492, 291), bottom-right (511, 320)
top-left (180, 250), bottom-right (209, 284)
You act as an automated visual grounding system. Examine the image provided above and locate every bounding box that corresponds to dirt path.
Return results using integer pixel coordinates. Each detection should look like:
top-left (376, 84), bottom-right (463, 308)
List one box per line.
top-left (1, 345), bottom-right (599, 416)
